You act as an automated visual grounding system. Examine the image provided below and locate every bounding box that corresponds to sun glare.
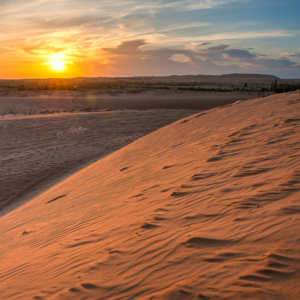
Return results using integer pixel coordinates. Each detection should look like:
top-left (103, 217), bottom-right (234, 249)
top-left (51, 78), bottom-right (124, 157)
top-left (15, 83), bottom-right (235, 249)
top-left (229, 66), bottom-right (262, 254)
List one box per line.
top-left (51, 61), bottom-right (66, 71)
top-left (44, 53), bottom-right (70, 72)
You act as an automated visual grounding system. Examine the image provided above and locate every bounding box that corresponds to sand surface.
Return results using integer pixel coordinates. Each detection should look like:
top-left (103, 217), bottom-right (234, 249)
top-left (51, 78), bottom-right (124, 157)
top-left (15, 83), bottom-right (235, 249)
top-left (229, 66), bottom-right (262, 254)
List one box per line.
top-left (0, 90), bottom-right (262, 114)
top-left (0, 109), bottom-right (199, 215)
top-left (1, 92), bottom-right (300, 299)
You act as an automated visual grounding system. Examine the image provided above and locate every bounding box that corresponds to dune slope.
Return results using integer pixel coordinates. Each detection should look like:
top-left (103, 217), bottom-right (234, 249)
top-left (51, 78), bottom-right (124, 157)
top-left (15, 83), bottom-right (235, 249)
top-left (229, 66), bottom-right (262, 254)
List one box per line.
top-left (1, 93), bottom-right (300, 299)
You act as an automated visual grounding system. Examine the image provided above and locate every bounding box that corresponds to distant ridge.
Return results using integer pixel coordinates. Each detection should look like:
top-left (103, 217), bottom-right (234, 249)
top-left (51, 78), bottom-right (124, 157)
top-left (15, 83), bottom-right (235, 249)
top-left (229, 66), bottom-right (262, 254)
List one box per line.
top-left (0, 74), bottom-right (282, 81)
top-left (222, 73), bottom-right (280, 79)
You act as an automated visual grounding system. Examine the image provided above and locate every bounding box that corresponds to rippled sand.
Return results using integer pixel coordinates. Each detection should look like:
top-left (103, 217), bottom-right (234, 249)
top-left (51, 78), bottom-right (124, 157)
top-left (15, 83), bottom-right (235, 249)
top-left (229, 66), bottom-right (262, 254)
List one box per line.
top-left (1, 92), bottom-right (300, 299)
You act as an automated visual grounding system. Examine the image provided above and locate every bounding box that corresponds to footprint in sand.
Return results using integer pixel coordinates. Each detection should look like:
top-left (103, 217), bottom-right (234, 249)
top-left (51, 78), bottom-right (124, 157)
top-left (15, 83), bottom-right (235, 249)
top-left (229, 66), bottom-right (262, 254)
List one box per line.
top-left (179, 119), bottom-right (189, 125)
top-left (152, 215), bottom-right (165, 221)
top-left (69, 287), bottom-right (81, 293)
top-left (171, 191), bottom-right (187, 197)
top-left (81, 283), bottom-right (99, 290)
top-left (197, 292), bottom-right (210, 299)
top-left (193, 112), bottom-right (206, 119)
top-left (155, 208), bottom-right (168, 212)
top-left (131, 193), bottom-right (144, 198)
top-left (182, 237), bottom-right (232, 248)
top-left (46, 194), bottom-right (67, 204)
top-left (283, 118), bottom-right (300, 124)
top-left (232, 166), bottom-right (269, 177)
top-left (108, 250), bottom-right (123, 254)
top-left (120, 166), bottom-right (130, 171)
top-left (162, 165), bottom-right (176, 169)
top-left (171, 143), bottom-right (183, 148)
top-left (141, 222), bottom-right (157, 229)
top-left (161, 188), bottom-right (172, 192)
top-left (22, 230), bottom-right (32, 236)
top-left (206, 156), bottom-right (222, 162)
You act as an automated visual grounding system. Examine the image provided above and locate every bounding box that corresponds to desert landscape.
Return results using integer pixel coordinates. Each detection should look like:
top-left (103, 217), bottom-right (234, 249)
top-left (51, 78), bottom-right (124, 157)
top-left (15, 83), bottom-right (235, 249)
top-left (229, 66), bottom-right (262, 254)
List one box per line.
top-left (1, 74), bottom-right (282, 114)
top-left (1, 86), bottom-right (300, 299)
top-left (2, 0), bottom-right (300, 298)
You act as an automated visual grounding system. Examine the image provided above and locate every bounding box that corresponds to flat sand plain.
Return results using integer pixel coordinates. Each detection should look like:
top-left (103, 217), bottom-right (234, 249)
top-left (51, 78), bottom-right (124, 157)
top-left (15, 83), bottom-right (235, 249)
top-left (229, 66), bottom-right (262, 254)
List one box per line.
top-left (1, 91), bottom-right (300, 299)
top-left (0, 108), bottom-right (200, 215)
top-left (0, 90), bottom-right (264, 114)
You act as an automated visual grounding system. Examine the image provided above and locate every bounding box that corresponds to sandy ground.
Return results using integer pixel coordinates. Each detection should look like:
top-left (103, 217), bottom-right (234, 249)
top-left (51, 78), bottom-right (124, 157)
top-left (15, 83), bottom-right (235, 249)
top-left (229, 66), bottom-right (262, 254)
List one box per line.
top-left (0, 109), bottom-right (200, 215)
top-left (1, 91), bottom-right (300, 299)
top-left (0, 90), bottom-right (265, 114)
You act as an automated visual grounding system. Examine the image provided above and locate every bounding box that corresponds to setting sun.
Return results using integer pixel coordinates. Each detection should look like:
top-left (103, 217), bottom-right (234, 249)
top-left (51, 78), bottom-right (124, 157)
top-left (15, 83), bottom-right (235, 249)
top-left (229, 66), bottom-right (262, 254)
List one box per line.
top-left (50, 61), bottom-right (66, 71)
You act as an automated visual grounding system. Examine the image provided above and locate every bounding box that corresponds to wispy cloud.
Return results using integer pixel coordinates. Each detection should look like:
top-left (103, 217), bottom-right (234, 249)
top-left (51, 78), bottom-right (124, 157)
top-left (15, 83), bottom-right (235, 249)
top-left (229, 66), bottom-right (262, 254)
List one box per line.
top-left (99, 39), bottom-right (300, 77)
top-left (279, 52), bottom-right (300, 58)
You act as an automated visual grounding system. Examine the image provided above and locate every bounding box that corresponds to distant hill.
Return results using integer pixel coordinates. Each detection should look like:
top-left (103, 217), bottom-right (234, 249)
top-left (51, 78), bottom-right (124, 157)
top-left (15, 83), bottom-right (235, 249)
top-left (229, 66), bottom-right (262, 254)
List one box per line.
top-left (222, 73), bottom-right (280, 79)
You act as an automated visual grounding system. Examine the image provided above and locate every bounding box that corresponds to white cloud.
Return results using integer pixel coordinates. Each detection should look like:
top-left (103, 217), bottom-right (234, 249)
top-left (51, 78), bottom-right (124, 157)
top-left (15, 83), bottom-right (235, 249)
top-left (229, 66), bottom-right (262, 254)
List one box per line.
top-left (169, 54), bottom-right (191, 63)
top-left (278, 52), bottom-right (300, 58)
top-left (152, 30), bottom-right (294, 45)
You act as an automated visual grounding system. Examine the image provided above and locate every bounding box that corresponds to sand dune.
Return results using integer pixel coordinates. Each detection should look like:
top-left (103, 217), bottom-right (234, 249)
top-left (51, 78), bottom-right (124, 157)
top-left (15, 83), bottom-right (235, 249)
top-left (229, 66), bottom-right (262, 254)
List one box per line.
top-left (1, 92), bottom-right (300, 299)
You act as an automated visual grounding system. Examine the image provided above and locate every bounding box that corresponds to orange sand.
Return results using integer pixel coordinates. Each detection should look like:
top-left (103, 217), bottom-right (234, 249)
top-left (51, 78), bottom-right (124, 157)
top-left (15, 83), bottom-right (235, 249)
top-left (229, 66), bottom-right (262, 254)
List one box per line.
top-left (1, 92), bottom-right (300, 299)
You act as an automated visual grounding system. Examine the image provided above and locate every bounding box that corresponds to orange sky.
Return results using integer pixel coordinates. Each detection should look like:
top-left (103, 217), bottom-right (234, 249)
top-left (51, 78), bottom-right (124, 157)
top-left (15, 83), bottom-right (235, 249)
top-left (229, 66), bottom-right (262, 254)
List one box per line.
top-left (1, 0), bottom-right (300, 79)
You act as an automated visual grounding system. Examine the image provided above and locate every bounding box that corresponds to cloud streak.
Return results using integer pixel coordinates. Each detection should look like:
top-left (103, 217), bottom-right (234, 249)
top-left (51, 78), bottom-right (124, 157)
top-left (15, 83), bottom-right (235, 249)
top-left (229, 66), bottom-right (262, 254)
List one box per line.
top-left (97, 39), bottom-right (300, 78)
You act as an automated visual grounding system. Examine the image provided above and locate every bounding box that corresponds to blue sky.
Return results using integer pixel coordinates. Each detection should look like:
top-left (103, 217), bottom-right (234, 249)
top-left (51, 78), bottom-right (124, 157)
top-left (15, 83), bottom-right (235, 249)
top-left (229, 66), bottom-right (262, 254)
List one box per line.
top-left (0, 0), bottom-right (299, 78)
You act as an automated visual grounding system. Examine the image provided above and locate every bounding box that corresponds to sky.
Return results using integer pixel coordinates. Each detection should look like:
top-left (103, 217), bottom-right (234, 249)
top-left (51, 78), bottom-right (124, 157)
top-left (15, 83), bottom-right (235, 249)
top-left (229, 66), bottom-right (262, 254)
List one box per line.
top-left (1, 0), bottom-right (300, 79)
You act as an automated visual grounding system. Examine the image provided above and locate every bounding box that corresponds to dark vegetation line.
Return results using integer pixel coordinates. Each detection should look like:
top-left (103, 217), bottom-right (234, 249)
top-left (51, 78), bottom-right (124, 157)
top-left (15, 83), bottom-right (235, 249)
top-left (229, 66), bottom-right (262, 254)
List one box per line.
top-left (0, 81), bottom-right (171, 91)
top-left (178, 87), bottom-right (232, 92)
top-left (270, 79), bottom-right (300, 93)
top-left (0, 78), bottom-right (299, 93)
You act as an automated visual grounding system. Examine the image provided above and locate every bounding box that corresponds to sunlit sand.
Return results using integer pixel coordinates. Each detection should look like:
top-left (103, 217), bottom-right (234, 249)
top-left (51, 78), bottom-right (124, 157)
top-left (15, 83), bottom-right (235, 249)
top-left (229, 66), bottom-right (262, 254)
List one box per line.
top-left (1, 91), bottom-right (300, 299)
